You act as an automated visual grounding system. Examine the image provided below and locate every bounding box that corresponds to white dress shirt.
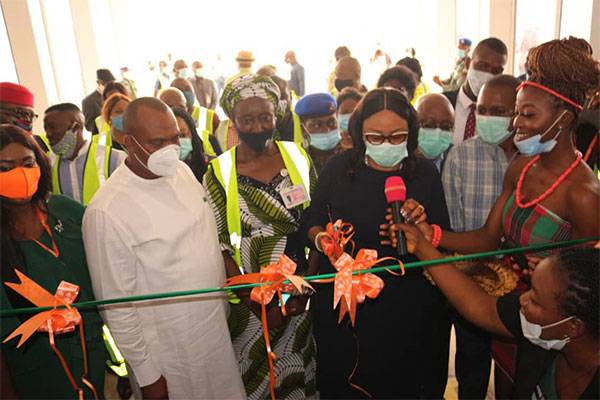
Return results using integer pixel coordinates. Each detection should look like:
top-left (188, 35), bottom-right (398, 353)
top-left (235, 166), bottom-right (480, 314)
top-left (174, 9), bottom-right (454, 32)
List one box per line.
top-left (83, 161), bottom-right (245, 399)
top-left (452, 87), bottom-right (476, 145)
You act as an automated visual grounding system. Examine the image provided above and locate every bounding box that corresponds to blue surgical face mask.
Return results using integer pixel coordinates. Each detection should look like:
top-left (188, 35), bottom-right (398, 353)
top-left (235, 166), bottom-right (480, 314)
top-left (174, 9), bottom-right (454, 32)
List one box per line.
top-left (111, 114), bottom-right (124, 131)
top-left (418, 128), bottom-right (452, 159)
top-left (179, 137), bottom-right (193, 160)
top-left (310, 129), bottom-right (341, 151)
top-left (457, 49), bottom-right (466, 59)
top-left (183, 91), bottom-right (195, 108)
top-left (176, 69), bottom-right (188, 78)
top-left (338, 113), bottom-right (351, 132)
top-left (514, 110), bottom-right (567, 156)
top-left (365, 141), bottom-right (408, 168)
top-left (476, 115), bottom-right (512, 145)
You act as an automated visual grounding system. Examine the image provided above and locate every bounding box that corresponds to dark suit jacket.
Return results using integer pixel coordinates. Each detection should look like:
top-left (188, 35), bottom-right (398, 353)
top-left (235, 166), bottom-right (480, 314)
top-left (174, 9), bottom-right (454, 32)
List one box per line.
top-left (82, 90), bottom-right (102, 132)
top-left (442, 89), bottom-right (459, 109)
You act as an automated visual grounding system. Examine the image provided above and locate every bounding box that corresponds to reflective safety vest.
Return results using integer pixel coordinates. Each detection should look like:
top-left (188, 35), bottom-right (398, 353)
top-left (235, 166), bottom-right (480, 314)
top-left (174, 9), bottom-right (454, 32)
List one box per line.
top-left (95, 115), bottom-right (113, 147)
top-left (103, 325), bottom-right (128, 377)
top-left (200, 129), bottom-right (217, 157)
top-left (191, 104), bottom-right (215, 134)
top-left (210, 141), bottom-right (311, 268)
top-left (215, 119), bottom-right (235, 152)
top-left (39, 135), bottom-right (113, 205)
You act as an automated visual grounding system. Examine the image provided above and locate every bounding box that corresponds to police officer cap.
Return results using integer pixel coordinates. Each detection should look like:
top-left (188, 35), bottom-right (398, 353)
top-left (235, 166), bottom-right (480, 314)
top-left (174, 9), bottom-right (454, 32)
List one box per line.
top-left (295, 93), bottom-right (337, 119)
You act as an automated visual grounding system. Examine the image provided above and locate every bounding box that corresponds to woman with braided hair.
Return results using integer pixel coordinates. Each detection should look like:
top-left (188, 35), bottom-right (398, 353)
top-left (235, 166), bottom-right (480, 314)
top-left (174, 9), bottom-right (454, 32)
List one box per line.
top-left (383, 36), bottom-right (599, 394)
top-left (386, 36), bottom-right (600, 270)
top-left (394, 222), bottom-right (598, 399)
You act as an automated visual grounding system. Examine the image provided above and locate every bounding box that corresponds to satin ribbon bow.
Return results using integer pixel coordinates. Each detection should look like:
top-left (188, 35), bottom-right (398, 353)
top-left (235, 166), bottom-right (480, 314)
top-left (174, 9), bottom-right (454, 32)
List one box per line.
top-left (3, 269), bottom-right (98, 400)
top-left (333, 249), bottom-right (404, 326)
top-left (322, 219), bottom-right (355, 263)
top-left (225, 255), bottom-right (313, 400)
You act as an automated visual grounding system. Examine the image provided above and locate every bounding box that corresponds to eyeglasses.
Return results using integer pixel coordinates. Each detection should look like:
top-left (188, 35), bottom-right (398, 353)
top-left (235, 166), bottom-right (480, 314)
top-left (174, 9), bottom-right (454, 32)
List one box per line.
top-left (0, 107), bottom-right (38, 123)
top-left (419, 120), bottom-right (454, 131)
top-left (363, 131), bottom-right (408, 145)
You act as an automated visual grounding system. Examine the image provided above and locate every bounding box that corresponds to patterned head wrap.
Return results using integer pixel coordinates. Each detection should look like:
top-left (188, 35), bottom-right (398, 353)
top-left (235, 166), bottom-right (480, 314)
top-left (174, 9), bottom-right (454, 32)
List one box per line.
top-left (219, 74), bottom-right (285, 121)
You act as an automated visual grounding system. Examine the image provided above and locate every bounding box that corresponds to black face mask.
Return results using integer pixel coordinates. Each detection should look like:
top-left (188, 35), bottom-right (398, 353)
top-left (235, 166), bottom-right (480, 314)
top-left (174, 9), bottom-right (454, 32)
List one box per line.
top-left (238, 130), bottom-right (274, 153)
top-left (335, 78), bottom-right (354, 92)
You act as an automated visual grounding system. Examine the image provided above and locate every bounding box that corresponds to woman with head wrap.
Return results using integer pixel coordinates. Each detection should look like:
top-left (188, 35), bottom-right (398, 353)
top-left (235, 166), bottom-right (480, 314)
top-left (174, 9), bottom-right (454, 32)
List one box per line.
top-left (204, 74), bottom-right (317, 399)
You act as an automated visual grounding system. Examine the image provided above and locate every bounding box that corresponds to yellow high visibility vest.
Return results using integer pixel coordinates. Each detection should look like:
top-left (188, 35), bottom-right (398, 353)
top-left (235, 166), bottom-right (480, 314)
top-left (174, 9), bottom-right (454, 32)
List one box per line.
top-left (215, 119), bottom-right (234, 152)
top-left (95, 115), bottom-right (113, 147)
top-left (200, 129), bottom-right (217, 157)
top-left (191, 104), bottom-right (215, 134)
top-left (209, 141), bottom-right (311, 268)
top-left (39, 135), bottom-right (113, 206)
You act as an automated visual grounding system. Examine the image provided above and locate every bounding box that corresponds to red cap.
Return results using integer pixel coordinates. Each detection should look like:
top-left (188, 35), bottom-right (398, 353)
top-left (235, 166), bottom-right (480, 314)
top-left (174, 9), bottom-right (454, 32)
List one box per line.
top-left (384, 176), bottom-right (406, 203)
top-left (0, 82), bottom-right (34, 108)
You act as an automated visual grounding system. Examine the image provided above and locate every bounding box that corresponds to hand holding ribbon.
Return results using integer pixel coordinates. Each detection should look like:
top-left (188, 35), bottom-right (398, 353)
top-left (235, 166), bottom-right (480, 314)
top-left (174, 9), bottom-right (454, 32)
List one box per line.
top-left (3, 269), bottom-right (98, 400)
top-left (225, 255), bottom-right (313, 400)
top-left (321, 219), bottom-right (355, 263)
top-left (332, 249), bottom-right (404, 326)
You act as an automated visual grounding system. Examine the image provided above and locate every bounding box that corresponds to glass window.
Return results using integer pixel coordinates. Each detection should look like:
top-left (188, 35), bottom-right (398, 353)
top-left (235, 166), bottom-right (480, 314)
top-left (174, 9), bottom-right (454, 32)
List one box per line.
top-left (514, 0), bottom-right (559, 76)
top-left (456, 0), bottom-right (491, 46)
top-left (0, 5), bottom-right (18, 82)
top-left (40, 0), bottom-right (84, 104)
top-left (560, 0), bottom-right (593, 41)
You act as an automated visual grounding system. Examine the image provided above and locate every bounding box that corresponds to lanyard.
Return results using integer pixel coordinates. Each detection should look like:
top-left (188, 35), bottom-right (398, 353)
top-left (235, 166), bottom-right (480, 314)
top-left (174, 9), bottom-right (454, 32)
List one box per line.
top-left (31, 208), bottom-right (60, 259)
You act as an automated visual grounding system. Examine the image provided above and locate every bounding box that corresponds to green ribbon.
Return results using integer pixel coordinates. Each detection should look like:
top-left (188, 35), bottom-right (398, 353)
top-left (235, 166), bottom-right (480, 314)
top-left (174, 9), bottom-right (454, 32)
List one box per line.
top-left (0, 237), bottom-right (596, 318)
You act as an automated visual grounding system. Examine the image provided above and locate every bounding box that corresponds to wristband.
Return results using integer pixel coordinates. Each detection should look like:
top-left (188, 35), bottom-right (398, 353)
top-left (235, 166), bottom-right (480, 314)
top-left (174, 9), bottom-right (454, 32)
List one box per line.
top-left (315, 231), bottom-right (328, 252)
top-left (431, 224), bottom-right (442, 248)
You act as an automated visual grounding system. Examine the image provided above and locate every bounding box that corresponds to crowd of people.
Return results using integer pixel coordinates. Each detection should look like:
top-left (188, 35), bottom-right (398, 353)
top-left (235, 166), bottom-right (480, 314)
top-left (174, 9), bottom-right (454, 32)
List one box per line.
top-left (0, 34), bottom-right (599, 400)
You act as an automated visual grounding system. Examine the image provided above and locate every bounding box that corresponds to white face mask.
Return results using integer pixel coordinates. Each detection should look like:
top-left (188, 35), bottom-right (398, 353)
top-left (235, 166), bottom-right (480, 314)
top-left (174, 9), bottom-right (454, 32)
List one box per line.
top-left (467, 68), bottom-right (495, 97)
top-left (131, 136), bottom-right (180, 177)
top-left (519, 310), bottom-right (574, 351)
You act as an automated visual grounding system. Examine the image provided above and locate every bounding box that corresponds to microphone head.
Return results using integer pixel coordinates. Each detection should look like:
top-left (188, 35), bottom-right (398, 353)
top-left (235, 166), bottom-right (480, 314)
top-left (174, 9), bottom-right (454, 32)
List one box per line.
top-left (384, 176), bottom-right (406, 203)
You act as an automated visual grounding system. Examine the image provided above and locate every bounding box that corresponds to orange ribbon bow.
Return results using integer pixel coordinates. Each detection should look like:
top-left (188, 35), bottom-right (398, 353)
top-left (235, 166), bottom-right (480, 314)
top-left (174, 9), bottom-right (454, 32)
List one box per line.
top-left (225, 255), bottom-right (313, 400)
top-left (322, 219), bottom-right (355, 263)
top-left (332, 249), bottom-right (404, 326)
top-left (3, 270), bottom-right (98, 400)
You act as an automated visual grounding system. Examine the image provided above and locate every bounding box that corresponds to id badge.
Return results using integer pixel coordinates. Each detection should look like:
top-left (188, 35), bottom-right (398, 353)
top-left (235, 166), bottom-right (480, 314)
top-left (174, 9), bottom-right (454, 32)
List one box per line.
top-left (280, 184), bottom-right (309, 209)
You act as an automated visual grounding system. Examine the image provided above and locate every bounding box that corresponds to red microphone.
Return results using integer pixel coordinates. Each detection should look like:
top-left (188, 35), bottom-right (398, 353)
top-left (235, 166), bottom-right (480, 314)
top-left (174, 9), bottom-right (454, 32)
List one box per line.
top-left (384, 176), bottom-right (408, 256)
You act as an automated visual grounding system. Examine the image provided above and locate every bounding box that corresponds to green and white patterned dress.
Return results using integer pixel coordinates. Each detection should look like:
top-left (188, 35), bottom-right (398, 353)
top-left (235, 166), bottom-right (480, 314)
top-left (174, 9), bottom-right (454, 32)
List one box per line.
top-left (204, 156), bottom-right (318, 400)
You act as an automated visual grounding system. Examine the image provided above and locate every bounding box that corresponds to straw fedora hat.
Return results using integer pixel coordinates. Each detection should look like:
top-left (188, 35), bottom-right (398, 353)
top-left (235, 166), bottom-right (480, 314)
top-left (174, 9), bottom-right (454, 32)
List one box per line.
top-left (236, 50), bottom-right (255, 62)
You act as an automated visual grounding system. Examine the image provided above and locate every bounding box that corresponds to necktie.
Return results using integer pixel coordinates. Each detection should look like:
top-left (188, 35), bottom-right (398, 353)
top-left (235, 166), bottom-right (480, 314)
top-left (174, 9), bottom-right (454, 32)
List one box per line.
top-left (463, 103), bottom-right (476, 141)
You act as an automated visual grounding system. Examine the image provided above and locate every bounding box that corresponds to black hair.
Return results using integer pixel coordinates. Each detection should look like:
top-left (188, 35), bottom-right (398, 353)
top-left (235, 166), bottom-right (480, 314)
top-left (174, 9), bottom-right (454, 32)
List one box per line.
top-left (555, 247), bottom-right (599, 338)
top-left (102, 81), bottom-right (129, 102)
top-left (0, 125), bottom-right (52, 300)
top-left (396, 57), bottom-right (423, 81)
top-left (344, 88), bottom-right (419, 183)
top-left (336, 87), bottom-right (363, 110)
top-left (377, 66), bottom-right (418, 101)
top-left (475, 37), bottom-right (508, 56)
top-left (45, 103), bottom-right (82, 115)
top-left (171, 107), bottom-right (207, 181)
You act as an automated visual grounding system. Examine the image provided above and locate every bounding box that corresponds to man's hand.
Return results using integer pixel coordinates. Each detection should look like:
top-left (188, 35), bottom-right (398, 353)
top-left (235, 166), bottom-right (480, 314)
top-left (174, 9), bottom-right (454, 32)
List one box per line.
top-left (141, 375), bottom-right (168, 400)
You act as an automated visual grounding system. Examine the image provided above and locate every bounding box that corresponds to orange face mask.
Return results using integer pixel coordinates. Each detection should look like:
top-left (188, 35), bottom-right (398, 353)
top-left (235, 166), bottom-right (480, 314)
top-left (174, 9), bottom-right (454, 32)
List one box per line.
top-left (0, 166), bottom-right (41, 199)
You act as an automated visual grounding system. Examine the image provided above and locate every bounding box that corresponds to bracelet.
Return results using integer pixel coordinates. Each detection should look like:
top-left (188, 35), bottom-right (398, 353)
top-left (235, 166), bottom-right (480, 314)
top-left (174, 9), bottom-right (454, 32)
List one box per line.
top-left (314, 232), bottom-right (327, 252)
top-left (431, 224), bottom-right (442, 248)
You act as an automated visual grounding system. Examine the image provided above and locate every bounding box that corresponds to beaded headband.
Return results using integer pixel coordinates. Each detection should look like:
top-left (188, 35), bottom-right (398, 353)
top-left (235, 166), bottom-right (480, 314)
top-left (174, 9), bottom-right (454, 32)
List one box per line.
top-left (517, 81), bottom-right (583, 111)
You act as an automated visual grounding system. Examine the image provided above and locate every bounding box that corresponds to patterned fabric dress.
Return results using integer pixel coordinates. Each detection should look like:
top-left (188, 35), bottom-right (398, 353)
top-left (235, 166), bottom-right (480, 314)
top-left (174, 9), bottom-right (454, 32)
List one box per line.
top-left (502, 192), bottom-right (572, 257)
top-left (205, 158), bottom-right (318, 400)
top-left (493, 191), bottom-right (573, 380)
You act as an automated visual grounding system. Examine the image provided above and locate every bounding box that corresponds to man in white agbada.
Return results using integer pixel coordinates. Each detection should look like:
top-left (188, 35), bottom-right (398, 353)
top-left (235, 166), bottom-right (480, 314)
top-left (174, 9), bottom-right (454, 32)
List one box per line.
top-left (82, 97), bottom-right (245, 399)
